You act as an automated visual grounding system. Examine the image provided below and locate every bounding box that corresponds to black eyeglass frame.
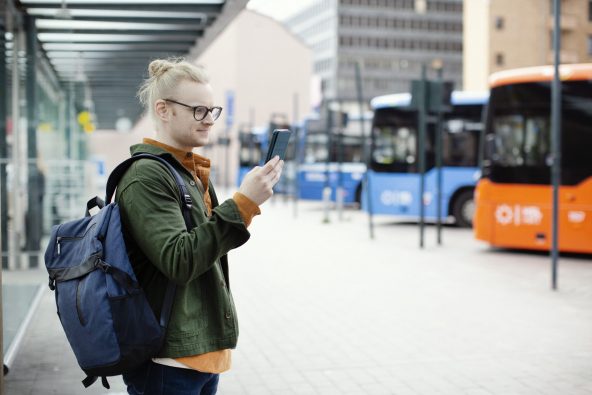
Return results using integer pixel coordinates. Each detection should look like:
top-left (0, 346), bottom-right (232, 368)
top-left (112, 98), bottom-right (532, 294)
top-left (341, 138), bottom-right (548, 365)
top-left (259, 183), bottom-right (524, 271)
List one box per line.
top-left (164, 99), bottom-right (223, 121)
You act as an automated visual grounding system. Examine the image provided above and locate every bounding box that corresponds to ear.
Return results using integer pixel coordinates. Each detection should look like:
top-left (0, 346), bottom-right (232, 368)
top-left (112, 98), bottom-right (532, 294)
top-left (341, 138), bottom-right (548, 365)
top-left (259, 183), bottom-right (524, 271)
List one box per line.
top-left (154, 99), bottom-right (169, 122)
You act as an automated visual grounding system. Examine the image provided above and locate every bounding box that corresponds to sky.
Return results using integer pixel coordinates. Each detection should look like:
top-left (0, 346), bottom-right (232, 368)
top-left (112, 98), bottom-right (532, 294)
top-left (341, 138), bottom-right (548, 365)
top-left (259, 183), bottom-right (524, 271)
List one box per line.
top-left (246, 0), bottom-right (318, 21)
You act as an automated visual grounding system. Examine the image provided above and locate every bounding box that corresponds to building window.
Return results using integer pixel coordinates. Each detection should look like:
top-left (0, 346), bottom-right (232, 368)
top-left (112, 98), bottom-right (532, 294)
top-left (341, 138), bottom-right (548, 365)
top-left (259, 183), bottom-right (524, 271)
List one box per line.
top-left (496, 53), bottom-right (504, 66)
top-left (588, 35), bottom-right (592, 55)
top-left (495, 16), bottom-right (504, 30)
top-left (589, 0), bottom-right (592, 21)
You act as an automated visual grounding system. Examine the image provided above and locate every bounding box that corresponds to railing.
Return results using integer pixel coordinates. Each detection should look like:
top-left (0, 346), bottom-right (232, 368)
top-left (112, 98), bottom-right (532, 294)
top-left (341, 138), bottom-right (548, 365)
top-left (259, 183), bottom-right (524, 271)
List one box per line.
top-left (0, 158), bottom-right (104, 270)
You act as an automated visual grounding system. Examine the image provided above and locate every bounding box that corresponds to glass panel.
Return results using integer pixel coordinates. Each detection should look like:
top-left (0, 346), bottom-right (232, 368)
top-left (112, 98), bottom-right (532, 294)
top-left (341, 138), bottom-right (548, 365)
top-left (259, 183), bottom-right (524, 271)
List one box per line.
top-left (442, 119), bottom-right (480, 167)
top-left (370, 107), bottom-right (418, 172)
top-left (485, 80), bottom-right (592, 185)
top-left (372, 125), bottom-right (416, 165)
top-left (303, 133), bottom-right (329, 164)
top-left (562, 80), bottom-right (592, 185)
top-left (492, 115), bottom-right (550, 167)
top-left (239, 133), bottom-right (263, 167)
top-left (336, 135), bottom-right (363, 163)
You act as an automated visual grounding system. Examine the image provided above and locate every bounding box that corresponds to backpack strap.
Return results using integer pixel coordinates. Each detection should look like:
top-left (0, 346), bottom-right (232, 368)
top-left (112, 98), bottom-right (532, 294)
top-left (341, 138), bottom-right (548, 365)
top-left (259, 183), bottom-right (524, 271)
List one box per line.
top-left (104, 153), bottom-right (195, 328)
top-left (82, 375), bottom-right (110, 389)
top-left (105, 153), bottom-right (193, 227)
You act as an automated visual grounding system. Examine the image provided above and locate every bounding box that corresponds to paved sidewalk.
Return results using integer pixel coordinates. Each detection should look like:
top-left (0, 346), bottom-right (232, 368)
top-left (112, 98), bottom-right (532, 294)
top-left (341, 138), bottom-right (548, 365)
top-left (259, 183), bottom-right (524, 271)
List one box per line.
top-left (4, 198), bottom-right (592, 394)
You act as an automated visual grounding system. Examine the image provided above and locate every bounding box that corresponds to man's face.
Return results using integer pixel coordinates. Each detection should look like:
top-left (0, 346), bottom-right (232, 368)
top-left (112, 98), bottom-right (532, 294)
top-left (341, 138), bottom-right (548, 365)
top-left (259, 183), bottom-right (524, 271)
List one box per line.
top-left (164, 80), bottom-right (215, 150)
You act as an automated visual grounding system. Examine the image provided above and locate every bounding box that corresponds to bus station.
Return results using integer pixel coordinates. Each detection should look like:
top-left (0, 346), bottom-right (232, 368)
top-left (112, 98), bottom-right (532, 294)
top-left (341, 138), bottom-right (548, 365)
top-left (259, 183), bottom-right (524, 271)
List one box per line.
top-left (1, 0), bottom-right (591, 394)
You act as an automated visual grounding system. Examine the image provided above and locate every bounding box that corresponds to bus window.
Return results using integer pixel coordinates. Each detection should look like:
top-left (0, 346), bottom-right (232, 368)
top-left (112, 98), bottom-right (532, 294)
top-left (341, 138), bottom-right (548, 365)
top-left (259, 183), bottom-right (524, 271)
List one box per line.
top-left (492, 115), bottom-right (550, 167)
top-left (304, 133), bottom-right (328, 164)
top-left (442, 119), bottom-right (480, 167)
top-left (371, 109), bottom-right (418, 172)
top-left (562, 80), bottom-right (592, 185)
top-left (485, 80), bottom-right (592, 185)
top-left (373, 126), bottom-right (417, 167)
top-left (339, 135), bottom-right (364, 163)
top-left (239, 132), bottom-right (263, 167)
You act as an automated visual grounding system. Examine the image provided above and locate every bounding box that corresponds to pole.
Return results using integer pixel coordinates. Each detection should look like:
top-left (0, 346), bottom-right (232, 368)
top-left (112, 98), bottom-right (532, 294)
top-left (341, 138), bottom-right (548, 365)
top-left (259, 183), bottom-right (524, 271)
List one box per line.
top-left (418, 64), bottom-right (427, 249)
top-left (551, 0), bottom-right (561, 290)
top-left (355, 62), bottom-right (374, 239)
top-left (25, 15), bottom-right (40, 268)
top-left (292, 92), bottom-right (299, 218)
top-left (0, 13), bottom-right (8, 270)
top-left (435, 67), bottom-right (444, 245)
top-left (66, 84), bottom-right (73, 159)
top-left (336, 101), bottom-right (344, 221)
top-left (10, 17), bottom-right (23, 270)
top-left (322, 101), bottom-right (333, 223)
top-left (0, 12), bottom-right (6, 393)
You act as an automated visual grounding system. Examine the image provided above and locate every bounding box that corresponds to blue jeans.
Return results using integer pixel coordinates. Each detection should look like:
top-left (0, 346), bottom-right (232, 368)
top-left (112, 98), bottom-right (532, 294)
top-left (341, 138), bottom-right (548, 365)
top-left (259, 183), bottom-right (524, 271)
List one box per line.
top-left (123, 361), bottom-right (219, 395)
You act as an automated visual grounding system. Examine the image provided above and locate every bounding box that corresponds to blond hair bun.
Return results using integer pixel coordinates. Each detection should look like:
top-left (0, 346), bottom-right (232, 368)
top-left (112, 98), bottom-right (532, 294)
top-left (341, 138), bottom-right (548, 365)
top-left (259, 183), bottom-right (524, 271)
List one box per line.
top-left (148, 59), bottom-right (174, 78)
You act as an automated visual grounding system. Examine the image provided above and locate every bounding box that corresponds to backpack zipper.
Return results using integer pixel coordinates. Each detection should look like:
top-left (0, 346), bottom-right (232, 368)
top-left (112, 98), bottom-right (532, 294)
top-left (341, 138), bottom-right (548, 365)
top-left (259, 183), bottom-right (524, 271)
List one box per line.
top-left (57, 236), bottom-right (81, 255)
top-left (56, 224), bottom-right (96, 255)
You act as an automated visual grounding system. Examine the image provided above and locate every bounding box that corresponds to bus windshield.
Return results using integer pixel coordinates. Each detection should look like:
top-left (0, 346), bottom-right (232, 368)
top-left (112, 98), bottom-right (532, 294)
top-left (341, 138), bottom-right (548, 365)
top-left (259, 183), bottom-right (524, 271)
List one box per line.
top-left (303, 132), bottom-right (364, 164)
top-left (239, 132), bottom-right (263, 167)
top-left (371, 108), bottom-right (417, 172)
top-left (301, 117), bottom-right (366, 164)
top-left (483, 80), bottom-right (592, 185)
top-left (371, 103), bottom-right (483, 173)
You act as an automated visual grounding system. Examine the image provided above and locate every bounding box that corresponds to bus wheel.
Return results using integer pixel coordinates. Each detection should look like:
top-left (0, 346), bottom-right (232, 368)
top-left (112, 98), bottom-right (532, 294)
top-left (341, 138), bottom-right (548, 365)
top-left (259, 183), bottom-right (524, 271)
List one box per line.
top-left (452, 190), bottom-right (475, 228)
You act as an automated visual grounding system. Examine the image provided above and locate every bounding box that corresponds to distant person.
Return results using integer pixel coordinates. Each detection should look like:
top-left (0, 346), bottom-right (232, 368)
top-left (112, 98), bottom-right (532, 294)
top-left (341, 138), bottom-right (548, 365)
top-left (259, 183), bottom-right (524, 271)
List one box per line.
top-left (116, 57), bottom-right (283, 394)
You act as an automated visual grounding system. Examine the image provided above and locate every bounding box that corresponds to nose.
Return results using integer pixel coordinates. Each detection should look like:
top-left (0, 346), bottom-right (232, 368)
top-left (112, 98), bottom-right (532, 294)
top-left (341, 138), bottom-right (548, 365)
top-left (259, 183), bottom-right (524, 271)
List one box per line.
top-left (201, 112), bottom-right (215, 125)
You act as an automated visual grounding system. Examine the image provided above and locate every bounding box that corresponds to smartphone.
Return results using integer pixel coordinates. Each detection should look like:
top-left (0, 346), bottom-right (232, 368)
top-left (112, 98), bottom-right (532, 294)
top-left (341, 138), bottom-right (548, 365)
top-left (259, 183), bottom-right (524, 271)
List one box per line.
top-left (265, 129), bottom-right (292, 163)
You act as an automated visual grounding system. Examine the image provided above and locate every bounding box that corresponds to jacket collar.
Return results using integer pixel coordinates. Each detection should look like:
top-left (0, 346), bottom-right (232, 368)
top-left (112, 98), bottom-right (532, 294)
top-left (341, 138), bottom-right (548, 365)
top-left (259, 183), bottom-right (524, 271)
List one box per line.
top-left (128, 143), bottom-right (219, 207)
top-left (130, 142), bottom-right (174, 158)
top-left (129, 143), bottom-right (191, 177)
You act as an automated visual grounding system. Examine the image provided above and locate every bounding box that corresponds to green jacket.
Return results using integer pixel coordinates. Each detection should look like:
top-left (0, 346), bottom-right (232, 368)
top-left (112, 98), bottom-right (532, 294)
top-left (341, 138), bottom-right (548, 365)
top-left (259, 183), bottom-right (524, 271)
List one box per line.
top-left (115, 143), bottom-right (250, 357)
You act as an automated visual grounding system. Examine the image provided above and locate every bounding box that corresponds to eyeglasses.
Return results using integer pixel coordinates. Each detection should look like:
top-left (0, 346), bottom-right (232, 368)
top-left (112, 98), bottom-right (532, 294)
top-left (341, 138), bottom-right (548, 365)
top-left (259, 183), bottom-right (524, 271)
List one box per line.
top-left (164, 99), bottom-right (223, 121)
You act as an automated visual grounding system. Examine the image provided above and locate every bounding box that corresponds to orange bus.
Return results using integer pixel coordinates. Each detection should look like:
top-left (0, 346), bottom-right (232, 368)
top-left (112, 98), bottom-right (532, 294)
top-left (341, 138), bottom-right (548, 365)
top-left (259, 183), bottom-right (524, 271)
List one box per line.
top-left (474, 64), bottom-right (592, 253)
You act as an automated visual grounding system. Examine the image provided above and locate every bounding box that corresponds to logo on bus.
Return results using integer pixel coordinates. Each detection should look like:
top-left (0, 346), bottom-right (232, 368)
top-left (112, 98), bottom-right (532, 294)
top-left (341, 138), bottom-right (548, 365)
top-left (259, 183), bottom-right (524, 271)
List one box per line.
top-left (495, 204), bottom-right (543, 226)
top-left (304, 173), bottom-right (326, 182)
top-left (568, 211), bottom-right (586, 224)
top-left (380, 191), bottom-right (413, 206)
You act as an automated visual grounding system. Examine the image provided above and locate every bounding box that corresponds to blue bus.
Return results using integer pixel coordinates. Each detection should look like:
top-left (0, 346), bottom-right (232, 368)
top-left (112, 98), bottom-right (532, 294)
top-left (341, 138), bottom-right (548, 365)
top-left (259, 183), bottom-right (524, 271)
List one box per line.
top-left (363, 91), bottom-right (488, 227)
top-left (237, 126), bottom-right (268, 186)
top-left (295, 113), bottom-right (371, 204)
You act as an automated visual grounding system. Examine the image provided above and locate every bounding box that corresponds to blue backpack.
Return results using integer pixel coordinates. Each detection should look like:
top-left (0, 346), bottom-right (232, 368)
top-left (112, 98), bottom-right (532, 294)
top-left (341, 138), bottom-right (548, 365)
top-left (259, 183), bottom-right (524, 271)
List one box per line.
top-left (44, 153), bottom-right (194, 389)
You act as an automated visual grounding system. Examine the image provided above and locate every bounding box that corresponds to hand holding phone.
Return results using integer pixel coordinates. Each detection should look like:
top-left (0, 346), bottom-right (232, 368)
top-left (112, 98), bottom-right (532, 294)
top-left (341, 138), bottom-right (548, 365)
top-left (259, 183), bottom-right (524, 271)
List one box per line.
top-left (238, 156), bottom-right (284, 205)
top-left (265, 129), bottom-right (292, 163)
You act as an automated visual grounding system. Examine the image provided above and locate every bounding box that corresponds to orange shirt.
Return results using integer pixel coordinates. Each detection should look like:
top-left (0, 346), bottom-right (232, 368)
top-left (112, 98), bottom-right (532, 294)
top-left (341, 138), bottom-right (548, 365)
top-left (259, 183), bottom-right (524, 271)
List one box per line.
top-left (144, 138), bottom-right (260, 373)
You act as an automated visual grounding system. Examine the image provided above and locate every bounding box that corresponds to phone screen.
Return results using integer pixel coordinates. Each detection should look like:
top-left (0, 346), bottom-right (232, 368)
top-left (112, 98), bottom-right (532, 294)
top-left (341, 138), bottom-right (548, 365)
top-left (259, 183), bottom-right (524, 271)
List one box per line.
top-left (265, 129), bottom-right (292, 163)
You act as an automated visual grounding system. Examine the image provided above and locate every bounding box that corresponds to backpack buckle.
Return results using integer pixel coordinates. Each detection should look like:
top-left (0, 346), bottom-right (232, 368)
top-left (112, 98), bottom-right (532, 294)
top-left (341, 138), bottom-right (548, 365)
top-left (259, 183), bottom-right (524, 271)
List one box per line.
top-left (183, 194), bottom-right (192, 209)
top-left (95, 260), bottom-right (112, 274)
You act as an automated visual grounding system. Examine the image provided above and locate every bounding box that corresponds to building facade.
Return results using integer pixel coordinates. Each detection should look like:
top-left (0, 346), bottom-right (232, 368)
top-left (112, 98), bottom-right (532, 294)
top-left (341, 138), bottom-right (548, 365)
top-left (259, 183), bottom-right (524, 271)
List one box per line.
top-left (285, 0), bottom-right (464, 106)
top-left (464, 0), bottom-right (592, 90)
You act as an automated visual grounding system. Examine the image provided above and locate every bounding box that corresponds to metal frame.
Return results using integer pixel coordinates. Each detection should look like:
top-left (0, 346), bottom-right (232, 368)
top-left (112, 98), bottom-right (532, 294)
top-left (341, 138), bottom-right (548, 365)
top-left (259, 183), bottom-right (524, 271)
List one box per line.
top-left (14, 0), bottom-right (248, 129)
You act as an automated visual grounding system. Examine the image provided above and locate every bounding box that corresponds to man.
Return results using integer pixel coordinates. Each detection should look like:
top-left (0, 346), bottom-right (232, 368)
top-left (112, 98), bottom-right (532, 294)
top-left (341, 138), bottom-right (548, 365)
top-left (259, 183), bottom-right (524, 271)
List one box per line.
top-left (116, 57), bottom-right (283, 394)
